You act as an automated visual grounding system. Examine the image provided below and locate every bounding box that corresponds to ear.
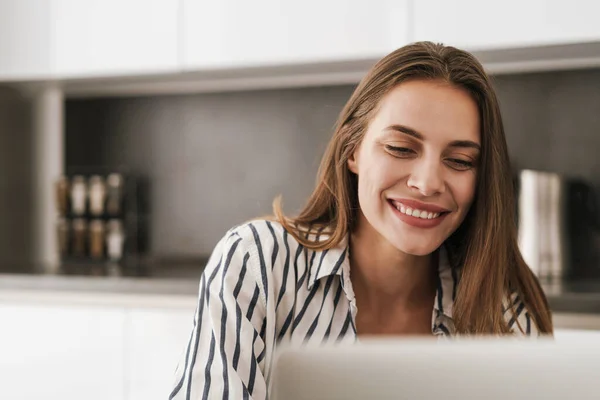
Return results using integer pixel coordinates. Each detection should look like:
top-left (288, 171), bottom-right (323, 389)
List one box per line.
top-left (347, 150), bottom-right (359, 174)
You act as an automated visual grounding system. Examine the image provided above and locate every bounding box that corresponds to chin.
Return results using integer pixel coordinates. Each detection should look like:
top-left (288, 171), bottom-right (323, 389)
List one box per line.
top-left (390, 236), bottom-right (441, 257)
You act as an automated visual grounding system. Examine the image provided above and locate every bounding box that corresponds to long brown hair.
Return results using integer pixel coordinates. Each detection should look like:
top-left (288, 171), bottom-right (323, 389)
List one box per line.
top-left (272, 41), bottom-right (553, 335)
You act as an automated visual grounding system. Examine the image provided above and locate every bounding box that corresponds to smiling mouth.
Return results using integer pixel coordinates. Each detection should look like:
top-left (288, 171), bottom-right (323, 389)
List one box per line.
top-left (389, 200), bottom-right (449, 220)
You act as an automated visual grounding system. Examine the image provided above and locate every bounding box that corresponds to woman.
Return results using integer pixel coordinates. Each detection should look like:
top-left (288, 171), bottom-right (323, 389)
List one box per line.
top-left (169, 41), bottom-right (553, 400)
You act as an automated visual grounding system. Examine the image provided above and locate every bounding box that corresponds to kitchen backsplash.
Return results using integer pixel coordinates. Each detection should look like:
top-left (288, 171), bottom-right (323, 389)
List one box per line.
top-left (66, 86), bottom-right (354, 256)
top-left (64, 69), bottom-right (600, 257)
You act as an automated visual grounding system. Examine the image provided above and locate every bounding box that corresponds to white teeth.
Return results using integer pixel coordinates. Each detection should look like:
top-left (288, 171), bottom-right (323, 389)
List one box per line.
top-left (393, 202), bottom-right (443, 220)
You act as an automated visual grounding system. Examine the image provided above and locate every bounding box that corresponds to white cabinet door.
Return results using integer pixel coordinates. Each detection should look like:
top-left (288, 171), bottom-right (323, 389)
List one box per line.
top-left (413, 0), bottom-right (600, 50)
top-left (51, 0), bottom-right (179, 77)
top-left (0, 303), bottom-right (126, 400)
top-left (126, 306), bottom-right (196, 400)
top-left (183, 0), bottom-right (410, 69)
top-left (0, 1), bottom-right (52, 80)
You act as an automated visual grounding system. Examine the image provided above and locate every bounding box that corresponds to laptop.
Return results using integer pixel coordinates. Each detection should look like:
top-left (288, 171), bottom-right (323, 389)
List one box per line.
top-left (270, 337), bottom-right (598, 400)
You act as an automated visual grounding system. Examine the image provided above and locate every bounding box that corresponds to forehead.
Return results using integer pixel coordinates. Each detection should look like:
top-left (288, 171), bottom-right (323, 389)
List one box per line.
top-left (371, 79), bottom-right (481, 144)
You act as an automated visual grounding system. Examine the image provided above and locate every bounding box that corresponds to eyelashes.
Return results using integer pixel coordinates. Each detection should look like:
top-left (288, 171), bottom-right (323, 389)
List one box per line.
top-left (384, 145), bottom-right (477, 171)
top-left (446, 158), bottom-right (475, 170)
top-left (384, 145), bottom-right (414, 155)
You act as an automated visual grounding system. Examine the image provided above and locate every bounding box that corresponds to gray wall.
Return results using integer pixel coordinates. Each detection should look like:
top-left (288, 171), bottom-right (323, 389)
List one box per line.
top-left (494, 71), bottom-right (600, 183)
top-left (66, 86), bottom-right (353, 256)
top-left (65, 69), bottom-right (600, 257)
top-left (0, 88), bottom-right (35, 267)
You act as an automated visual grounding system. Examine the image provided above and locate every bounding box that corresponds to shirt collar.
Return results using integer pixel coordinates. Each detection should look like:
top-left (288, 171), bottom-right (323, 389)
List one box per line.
top-left (306, 235), bottom-right (458, 321)
top-left (306, 234), bottom-right (350, 291)
top-left (433, 245), bottom-right (457, 320)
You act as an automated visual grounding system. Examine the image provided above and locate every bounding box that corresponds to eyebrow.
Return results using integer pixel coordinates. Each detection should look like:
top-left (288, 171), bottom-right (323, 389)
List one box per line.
top-left (385, 124), bottom-right (481, 151)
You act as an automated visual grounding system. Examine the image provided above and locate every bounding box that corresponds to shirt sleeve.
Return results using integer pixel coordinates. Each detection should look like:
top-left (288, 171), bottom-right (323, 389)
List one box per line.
top-left (503, 292), bottom-right (539, 336)
top-left (169, 230), bottom-right (268, 400)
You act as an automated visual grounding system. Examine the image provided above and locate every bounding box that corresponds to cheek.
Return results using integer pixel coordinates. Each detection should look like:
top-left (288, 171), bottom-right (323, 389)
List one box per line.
top-left (452, 173), bottom-right (477, 210)
top-left (360, 155), bottom-right (403, 194)
top-left (355, 155), bottom-right (399, 215)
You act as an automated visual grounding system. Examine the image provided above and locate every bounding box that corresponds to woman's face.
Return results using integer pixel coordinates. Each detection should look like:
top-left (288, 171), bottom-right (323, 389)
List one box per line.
top-left (348, 79), bottom-right (481, 256)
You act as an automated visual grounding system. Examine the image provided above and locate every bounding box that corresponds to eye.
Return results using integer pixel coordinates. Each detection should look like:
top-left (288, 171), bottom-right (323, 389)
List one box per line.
top-left (385, 145), bottom-right (416, 157)
top-left (446, 158), bottom-right (475, 171)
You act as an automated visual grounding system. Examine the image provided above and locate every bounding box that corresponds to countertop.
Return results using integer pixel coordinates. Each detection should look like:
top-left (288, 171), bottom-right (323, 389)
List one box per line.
top-left (0, 261), bottom-right (204, 308)
top-left (0, 258), bottom-right (206, 296)
top-left (543, 281), bottom-right (600, 314)
top-left (0, 272), bottom-right (200, 297)
top-left (1, 263), bottom-right (600, 315)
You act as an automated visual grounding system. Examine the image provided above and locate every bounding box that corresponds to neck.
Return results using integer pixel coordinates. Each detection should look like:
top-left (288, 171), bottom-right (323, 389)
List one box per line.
top-left (349, 215), bottom-right (438, 314)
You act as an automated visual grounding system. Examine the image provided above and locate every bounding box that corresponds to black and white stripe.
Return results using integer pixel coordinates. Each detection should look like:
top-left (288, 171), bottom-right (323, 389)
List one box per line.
top-left (169, 219), bottom-right (538, 400)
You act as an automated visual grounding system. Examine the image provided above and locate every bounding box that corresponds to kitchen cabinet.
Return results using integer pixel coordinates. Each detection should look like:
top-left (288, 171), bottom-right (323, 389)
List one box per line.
top-left (125, 307), bottom-right (196, 400)
top-left (413, 0), bottom-right (600, 50)
top-left (183, 0), bottom-right (410, 69)
top-left (0, 290), bottom-right (197, 400)
top-left (2, 0), bottom-right (600, 86)
top-left (0, 1), bottom-right (52, 80)
top-left (1, 286), bottom-right (600, 400)
top-left (51, 0), bottom-right (180, 77)
top-left (0, 302), bottom-right (126, 400)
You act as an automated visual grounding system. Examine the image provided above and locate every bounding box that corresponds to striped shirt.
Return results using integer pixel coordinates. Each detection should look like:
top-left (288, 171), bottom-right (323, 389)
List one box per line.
top-left (169, 219), bottom-right (536, 400)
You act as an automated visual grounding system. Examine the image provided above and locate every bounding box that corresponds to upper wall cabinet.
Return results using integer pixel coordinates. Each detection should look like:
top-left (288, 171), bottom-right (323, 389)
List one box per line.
top-left (51, 0), bottom-right (180, 78)
top-left (413, 0), bottom-right (600, 50)
top-left (182, 0), bottom-right (411, 69)
top-left (4, 0), bottom-right (600, 86)
top-left (0, 1), bottom-right (52, 80)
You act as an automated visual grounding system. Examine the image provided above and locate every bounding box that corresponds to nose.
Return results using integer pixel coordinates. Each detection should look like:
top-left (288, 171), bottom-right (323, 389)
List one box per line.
top-left (406, 157), bottom-right (445, 197)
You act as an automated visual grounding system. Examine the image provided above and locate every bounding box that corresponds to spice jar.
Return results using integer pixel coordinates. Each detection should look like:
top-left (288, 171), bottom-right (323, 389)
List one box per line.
top-left (89, 219), bottom-right (105, 259)
top-left (70, 176), bottom-right (87, 216)
top-left (106, 173), bottom-right (124, 216)
top-left (56, 218), bottom-right (69, 257)
top-left (71, 218), bottom-right (87, 256)
top-left (106, 219), bottom-right (125, 261)
top-left (88, 175), bottom-right (106, 216)
top-left (55, 176), bottom-right (69, 216)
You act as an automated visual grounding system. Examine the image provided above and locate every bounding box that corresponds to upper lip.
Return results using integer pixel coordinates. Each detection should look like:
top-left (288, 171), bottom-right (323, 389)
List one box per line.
top-left (389, 198), bottom-right (451, 213)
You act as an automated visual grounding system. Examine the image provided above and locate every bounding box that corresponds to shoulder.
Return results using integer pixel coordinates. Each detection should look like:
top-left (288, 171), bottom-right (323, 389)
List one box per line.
top-left (211, 219), bottom-right (285, 251)
top-left (211, 219), bottom-right (305, 292)
top-left (198, 220), bottom-right (282, 310)
top-left (224, 219), bottom-right (299, 258)
top-left (502, 292), bottom-right (539, 336)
